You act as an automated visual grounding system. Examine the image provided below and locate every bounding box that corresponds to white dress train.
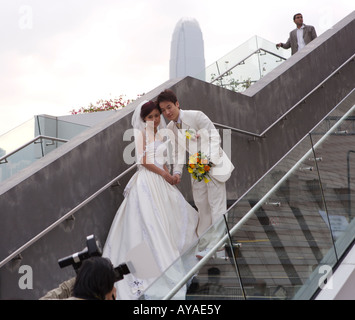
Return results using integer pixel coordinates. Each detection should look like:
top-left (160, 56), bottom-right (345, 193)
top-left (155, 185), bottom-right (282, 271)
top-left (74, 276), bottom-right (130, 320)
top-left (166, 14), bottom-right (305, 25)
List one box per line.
top-left (103, 140), bottom-right (198, 300)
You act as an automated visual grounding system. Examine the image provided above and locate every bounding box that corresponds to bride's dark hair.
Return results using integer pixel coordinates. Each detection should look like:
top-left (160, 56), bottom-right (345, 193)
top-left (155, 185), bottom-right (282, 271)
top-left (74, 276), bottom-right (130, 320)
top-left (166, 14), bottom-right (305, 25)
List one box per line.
top-left (140, 101), bottom-right (161, 121)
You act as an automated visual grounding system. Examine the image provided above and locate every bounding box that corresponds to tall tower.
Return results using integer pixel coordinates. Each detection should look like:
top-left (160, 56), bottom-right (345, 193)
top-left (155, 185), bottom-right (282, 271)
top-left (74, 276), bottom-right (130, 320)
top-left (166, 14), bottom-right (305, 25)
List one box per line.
top-left (169, 18), bottom-right (205, 79)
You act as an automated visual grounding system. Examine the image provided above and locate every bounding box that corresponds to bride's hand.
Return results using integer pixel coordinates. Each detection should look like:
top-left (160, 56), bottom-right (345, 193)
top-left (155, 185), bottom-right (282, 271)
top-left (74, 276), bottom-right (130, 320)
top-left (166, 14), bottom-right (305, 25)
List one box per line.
top-left (162, 172), bottom-right (174, 185)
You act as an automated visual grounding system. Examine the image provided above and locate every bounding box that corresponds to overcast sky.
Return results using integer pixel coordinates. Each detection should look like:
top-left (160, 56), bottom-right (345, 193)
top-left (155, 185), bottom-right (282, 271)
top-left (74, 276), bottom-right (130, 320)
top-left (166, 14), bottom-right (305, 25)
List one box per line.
top-left (0, 0), bottom-right (354, 136)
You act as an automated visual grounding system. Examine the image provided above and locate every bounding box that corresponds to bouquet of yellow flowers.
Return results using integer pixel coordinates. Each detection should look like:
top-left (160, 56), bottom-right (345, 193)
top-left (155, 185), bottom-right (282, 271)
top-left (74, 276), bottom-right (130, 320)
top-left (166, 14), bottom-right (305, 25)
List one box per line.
top-left (186, 151), bottom-right (212, 183)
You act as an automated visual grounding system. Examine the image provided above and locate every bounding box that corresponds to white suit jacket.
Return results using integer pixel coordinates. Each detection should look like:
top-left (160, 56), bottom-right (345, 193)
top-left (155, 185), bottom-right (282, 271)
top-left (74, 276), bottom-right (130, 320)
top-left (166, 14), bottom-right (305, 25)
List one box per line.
top-left (167, 109), bottom-right (234, 183)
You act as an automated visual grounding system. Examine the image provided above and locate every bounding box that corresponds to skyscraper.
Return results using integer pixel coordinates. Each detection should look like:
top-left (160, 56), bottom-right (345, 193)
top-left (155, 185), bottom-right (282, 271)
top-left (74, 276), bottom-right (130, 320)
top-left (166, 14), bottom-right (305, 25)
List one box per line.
top-left (169, 18), bottom-right (205, 79)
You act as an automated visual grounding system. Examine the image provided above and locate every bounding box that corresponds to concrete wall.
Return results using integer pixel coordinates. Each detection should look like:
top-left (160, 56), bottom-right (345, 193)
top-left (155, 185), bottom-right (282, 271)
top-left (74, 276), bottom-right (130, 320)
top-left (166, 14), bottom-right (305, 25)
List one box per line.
top-left (0, 11), bottom-right (354, 299)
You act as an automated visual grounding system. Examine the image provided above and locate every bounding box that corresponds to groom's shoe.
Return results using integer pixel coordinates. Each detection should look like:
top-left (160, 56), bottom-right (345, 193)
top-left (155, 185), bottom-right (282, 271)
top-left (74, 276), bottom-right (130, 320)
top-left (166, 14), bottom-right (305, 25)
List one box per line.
top-left (214, 248), bottom-right (228, 260)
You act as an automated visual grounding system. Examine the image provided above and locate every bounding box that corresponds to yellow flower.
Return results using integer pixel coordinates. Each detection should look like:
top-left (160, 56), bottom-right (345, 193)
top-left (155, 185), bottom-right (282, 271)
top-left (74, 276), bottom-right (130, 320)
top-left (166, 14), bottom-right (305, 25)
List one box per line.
top-left (189, 155), bottom-right (197, 164)
top-left (188, 167), bottom-right (194, 173)
top-left (204, 176), bottom-right (211, 183)
top-left (198, 168), bottom-right (205, 174)
top-left (185, 129), bottom-right (198, 140)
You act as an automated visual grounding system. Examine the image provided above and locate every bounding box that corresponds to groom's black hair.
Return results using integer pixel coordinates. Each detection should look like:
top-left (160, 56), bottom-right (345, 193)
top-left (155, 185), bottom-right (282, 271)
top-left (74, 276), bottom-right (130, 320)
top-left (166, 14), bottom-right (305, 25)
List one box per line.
top-left (156, 89), bottom-right (178, 106)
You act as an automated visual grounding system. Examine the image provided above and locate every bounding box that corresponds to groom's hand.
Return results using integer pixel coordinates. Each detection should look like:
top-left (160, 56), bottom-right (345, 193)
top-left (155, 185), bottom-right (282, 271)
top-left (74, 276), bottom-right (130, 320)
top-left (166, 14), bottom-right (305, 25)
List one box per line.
top-left (172, 173), bottom-right (181, 185)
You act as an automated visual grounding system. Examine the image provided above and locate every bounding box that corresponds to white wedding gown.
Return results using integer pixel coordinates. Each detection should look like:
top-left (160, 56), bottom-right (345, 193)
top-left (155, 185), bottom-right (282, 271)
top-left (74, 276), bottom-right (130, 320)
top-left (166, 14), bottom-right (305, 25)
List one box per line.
top-left (103, 140), bottom-right (198, 300)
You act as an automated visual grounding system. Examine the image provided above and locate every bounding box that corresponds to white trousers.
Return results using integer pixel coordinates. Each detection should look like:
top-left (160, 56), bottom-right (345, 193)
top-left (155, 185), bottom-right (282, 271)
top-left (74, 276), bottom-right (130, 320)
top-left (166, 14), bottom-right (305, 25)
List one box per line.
top-left (191, 176), bottom-right (227, 250)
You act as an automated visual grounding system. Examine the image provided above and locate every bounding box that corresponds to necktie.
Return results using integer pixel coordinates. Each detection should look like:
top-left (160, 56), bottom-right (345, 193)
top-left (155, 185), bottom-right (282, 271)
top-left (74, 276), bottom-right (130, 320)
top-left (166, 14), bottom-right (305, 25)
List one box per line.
top-left (176, 122), bottom-right (182, 129)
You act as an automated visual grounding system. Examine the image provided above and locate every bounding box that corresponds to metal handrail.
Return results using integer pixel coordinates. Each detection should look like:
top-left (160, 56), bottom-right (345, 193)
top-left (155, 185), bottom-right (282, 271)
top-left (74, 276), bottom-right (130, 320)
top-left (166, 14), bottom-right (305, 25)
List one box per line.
top-left (213, 122), bottom-right (264, 138)
top-left (212, 52), bottom-right (355, 139)
top-left (163, 92), bottom-right (355, 300)
top-left (0, 135), bottom-right (69, 164)
top-left (0, 163), bottom-right (137, 268)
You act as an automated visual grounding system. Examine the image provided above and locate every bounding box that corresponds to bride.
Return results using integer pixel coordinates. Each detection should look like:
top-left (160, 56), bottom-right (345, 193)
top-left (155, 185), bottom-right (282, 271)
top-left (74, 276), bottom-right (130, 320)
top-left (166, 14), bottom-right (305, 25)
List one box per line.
top-left (103, 100), bottom-right (198, 300)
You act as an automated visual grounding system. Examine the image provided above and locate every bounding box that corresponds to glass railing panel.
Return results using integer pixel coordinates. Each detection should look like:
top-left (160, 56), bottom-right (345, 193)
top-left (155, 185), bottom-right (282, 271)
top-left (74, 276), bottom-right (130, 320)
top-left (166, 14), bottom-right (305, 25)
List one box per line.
top-left (293, 97), bottom-right (355, 299)
top-left (195, 36), bottom-right (260, 83)
top-left (194, 36), bottom-right (290, 92)
top-left (310, 106), bottom-right (355, 260)
top-left (227, 132), bottom-right (337, 299)
top-left (228, 95), bottom-right (355, 300)
top-left (211, 54), bottom-right (260, 92)
top-left (258, 49), bottom-right (288, 78)
top-left (0, 115), bottom-right (89, 183)
top-left (0, 137), bottom-right (67, 183)
top-left (197, 62), bottom-right (221, 83)
top-left (256, 36), bottom-right (290, 60)
top-left (0, 118), bottom-right (35, 157)
top-left (35, 115), bottom-right (89, 155)
top-left (218, 50), bottom-right (288, 92)
top-left (0, 115), bottom-right (89, 159)
top-left (140, 215), bottom-right (245, 300)
top-left (36, 115), bottom-right (89, 140)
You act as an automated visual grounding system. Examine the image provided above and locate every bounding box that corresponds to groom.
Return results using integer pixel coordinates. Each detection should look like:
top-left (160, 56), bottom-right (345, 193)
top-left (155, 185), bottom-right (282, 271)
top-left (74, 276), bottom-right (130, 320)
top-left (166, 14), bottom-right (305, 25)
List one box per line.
top-left (157, 89), bottom-right (234, 256)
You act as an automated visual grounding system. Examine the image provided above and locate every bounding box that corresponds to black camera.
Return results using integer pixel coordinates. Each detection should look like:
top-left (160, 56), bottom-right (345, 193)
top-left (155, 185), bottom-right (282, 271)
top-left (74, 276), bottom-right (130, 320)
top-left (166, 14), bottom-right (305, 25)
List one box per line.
top-left (58, 235), bottom-right (102, 271)
top-left (58, 234), bottom-right (131, 282)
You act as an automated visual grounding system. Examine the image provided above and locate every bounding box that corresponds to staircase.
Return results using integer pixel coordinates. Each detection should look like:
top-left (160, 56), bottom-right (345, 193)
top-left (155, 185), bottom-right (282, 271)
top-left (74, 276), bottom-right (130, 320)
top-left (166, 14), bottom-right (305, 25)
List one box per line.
top-left (0, 11), bottom-right (354, 300)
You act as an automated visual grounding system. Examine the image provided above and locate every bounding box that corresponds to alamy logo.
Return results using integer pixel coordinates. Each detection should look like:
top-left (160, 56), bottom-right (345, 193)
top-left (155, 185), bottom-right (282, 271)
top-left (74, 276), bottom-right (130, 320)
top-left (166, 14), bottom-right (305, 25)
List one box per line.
top-left (318, 265), bottom-right (333, 290)
top-left (18, 265), bottom-right (33, 290)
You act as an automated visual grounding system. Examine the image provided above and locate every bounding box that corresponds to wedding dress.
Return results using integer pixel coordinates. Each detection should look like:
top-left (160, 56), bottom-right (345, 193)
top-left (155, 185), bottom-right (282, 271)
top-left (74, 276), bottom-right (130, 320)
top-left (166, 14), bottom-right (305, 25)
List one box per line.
top-left (103, 131), bottom-right (198, 300)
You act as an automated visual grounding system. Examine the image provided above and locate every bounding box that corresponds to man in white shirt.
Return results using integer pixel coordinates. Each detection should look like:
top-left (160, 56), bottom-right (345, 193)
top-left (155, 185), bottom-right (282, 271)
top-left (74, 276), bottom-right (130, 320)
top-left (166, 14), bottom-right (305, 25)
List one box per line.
top-left (296, 24), bottom-right (306, 50)
top-left (276, 13), bottom-right (317, 55)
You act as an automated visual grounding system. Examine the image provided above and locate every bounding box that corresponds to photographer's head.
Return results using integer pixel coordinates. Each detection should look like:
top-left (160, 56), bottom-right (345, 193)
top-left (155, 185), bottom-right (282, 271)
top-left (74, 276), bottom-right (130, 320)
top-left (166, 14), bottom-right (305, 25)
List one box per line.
top-left (73, 256), bottom-right (116, 300)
